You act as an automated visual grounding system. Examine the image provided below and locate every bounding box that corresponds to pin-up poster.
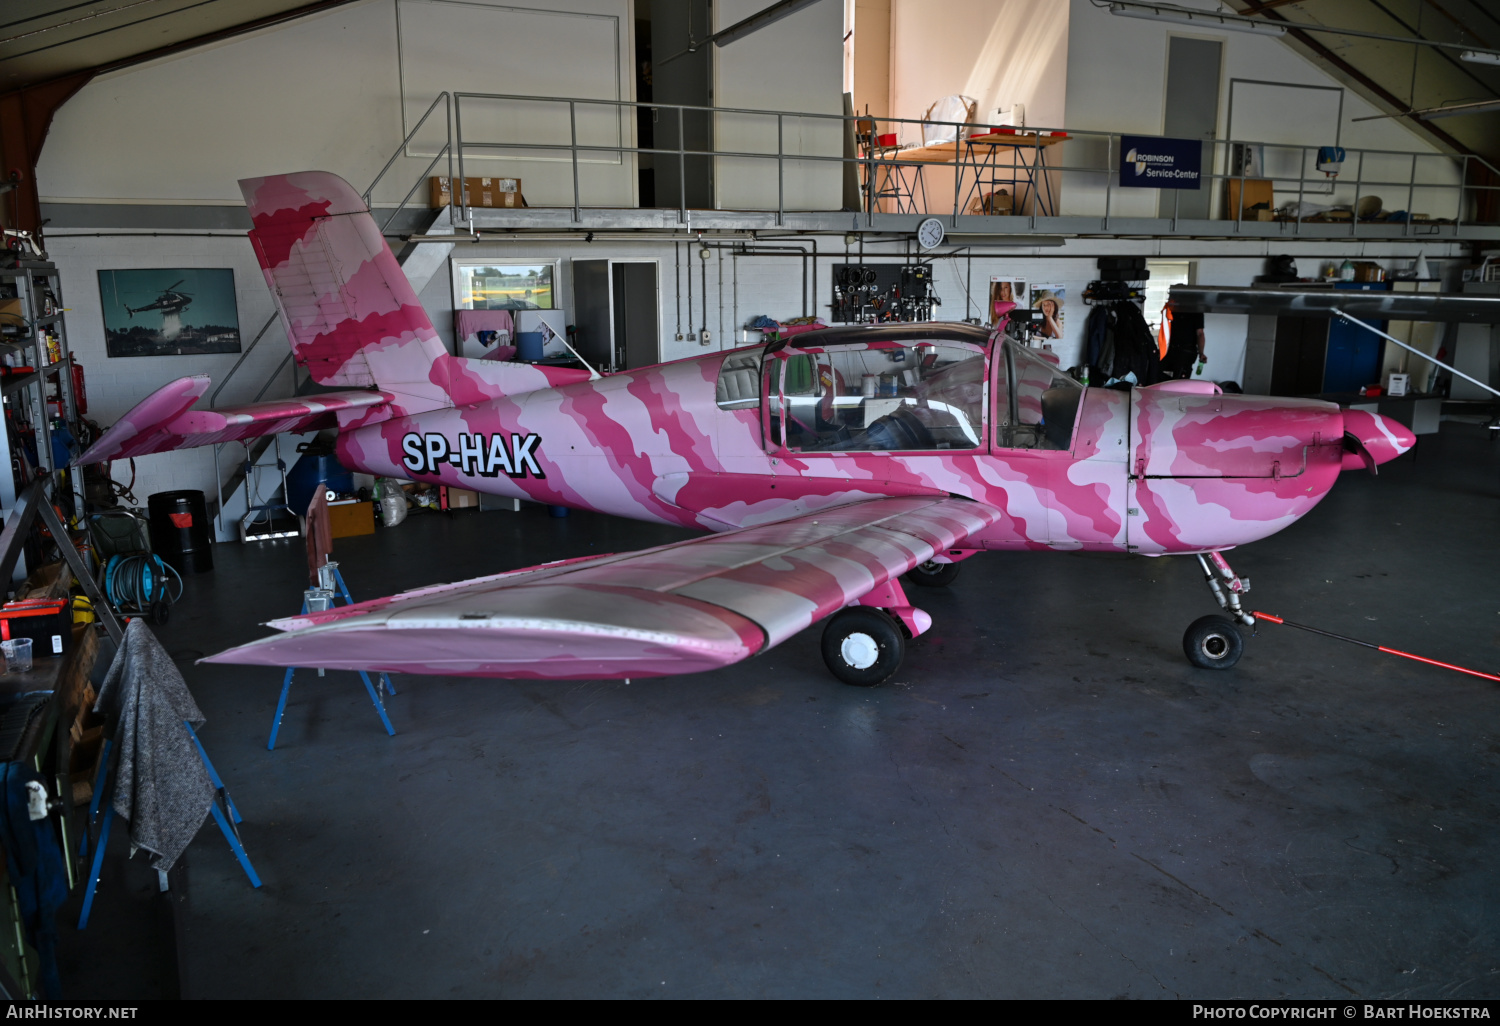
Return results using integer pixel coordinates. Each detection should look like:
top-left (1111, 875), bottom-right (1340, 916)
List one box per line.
top-left (1030, 284), bottom-right (1065, 341)
top-left (989, 277), bottom-right (1026, 325)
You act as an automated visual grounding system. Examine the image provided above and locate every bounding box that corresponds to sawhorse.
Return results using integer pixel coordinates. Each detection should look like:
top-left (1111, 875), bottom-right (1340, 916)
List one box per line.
top-left (268, 562), bottom-right (396, 751)
top-left (78, 721), bottom-right (261, 929)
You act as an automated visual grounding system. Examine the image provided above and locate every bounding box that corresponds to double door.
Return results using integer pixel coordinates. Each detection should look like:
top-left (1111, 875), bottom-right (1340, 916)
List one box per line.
top-left (572, 260), bottom-right (661, 372)
top-left (1270, 282), bottom-right (1389, 395)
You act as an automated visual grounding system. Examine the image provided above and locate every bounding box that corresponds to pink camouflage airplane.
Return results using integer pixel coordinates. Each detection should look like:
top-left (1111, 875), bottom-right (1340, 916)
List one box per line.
top-left (76, 171), bottom-right (1416, 686)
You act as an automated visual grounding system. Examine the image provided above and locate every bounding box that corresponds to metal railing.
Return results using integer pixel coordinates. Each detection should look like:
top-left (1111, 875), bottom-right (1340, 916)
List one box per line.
top-left (362, 90), bottom-right (1500, 236)
top-left (364, 91), bottom-right (455, 235)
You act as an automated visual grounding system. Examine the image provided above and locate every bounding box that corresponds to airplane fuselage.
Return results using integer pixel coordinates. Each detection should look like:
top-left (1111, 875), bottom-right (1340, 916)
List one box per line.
top-left (337, 326), bottom-right (1372, 557)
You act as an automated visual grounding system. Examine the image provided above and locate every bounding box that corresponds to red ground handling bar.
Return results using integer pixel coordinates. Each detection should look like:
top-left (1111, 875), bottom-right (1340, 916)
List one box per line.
top-left (1252, 611), bottom-right (1500, 684)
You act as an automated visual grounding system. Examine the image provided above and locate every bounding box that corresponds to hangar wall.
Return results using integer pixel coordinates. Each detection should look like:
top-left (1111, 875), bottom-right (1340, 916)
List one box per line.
top-left (1062, 0), bottom-right (1462, 219)
top-left (889, 0), bottom-right (1069, 143)
top-left (883, 0), bottom-right (1071, 216)
top-left (714, 0), bottom-right (845, 211)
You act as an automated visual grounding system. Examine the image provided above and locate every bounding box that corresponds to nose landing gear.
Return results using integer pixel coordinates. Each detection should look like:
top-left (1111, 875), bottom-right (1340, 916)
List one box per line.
top-left (1185, 552), bottom-right (1254, 669)
top-left (1183, 614), bottom-right (1245, 669)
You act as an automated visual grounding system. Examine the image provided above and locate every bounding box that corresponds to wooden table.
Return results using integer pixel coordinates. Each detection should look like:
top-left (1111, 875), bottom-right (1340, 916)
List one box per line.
top-left (865, 131), bottom-right (1066, 217)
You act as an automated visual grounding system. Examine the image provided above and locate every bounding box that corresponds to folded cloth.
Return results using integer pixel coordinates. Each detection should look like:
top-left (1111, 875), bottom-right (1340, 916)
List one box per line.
top-left (93, 619), bottom-right (215, 873)
top-left (454, 309), bottom-right (515, 346)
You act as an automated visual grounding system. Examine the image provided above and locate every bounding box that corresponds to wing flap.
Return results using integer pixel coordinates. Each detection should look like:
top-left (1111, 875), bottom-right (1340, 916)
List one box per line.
top-left (203, 495), bottom-right (1002, 679)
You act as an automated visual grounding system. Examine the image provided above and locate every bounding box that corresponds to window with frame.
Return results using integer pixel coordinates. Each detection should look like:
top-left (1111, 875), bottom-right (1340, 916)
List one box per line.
top-left (455, 262), bottom-right (556, 311)
top-left (774, 340), bottom-right (986, 452)
top-left (994, 339), bottom-right (1083, 450)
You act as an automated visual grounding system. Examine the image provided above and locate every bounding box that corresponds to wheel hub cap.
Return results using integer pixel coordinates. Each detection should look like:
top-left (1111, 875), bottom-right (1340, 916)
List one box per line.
top-left (841, 632), bottom-right (879, 669)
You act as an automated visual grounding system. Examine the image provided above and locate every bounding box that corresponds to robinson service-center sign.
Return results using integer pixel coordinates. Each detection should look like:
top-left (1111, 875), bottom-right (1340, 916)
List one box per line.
top-left (1119, 135), bottom-right (1202, 189)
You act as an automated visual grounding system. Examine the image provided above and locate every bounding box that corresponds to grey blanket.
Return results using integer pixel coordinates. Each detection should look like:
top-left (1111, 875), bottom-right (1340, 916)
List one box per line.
top-left (93, 619), bottom-right (215, 872)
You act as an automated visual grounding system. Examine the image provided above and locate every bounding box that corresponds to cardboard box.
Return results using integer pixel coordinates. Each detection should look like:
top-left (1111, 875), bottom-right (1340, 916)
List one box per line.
top-left (1386, 372), bottom-right (1410, 397)
top-left (328, 500), bottom-right (375, 538)
top-left (0, 298), bottom-right (21, 325)
top-left (429, 176), bottom-right (522, 209)
top-left (445, 487), bottom-right (480, 509)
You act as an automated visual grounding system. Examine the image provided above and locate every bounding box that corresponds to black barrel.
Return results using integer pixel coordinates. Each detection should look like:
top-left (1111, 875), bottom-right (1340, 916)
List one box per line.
top-left (147, 489), bottom-right (213, 574)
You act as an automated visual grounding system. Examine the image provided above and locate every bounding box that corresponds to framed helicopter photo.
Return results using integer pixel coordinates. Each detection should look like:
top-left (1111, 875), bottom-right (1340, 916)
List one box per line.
top-left (98, 268), bottom-right (243, 358)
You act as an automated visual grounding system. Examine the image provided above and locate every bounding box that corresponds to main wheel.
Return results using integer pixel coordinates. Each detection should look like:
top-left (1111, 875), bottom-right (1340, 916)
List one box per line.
top-left (1182, 615), bottom-right (1243, 669)
top-left (821, 607), bottom-right (905, 687)
top-left (906, 559), bottom-right (961, 588)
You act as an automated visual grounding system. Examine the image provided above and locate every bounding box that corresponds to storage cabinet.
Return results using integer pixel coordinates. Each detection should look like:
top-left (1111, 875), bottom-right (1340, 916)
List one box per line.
top-left (1243, 281), bottom-right (1389, 396)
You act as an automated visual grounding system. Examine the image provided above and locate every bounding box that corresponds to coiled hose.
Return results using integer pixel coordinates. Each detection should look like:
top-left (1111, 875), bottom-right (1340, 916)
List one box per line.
top-left (103, 553), bottom-right (183, 624)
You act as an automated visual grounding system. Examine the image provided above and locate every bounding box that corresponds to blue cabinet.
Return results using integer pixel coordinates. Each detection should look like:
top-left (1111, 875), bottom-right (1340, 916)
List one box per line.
top-left (1322, 281), bottom-right (1389, 394)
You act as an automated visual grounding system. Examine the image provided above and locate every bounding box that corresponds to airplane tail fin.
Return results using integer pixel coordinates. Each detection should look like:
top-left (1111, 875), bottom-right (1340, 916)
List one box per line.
top-left (239, 171), bottom-right (588, 417)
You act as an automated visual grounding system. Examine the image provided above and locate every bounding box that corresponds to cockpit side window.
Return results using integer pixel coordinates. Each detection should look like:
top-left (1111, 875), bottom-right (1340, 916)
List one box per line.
top-left (994, 341), bottom-right (1083, 451)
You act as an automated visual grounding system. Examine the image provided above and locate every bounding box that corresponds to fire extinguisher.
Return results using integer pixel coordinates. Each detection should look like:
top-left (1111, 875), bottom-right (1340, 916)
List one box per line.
top-left (71, 360), bottom-right (86, 415)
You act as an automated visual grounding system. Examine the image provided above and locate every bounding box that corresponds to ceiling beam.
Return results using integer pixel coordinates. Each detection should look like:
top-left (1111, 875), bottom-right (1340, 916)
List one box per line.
top-left (91, 0), bottom-right (364, 76)
top-left (1359, 0), bottom-right (1500, 100)
top-left (0, 70), bottom-right (93, 235)
top-left (0, 1), bottom-right (368, 237)
top-left (0, 1), bottom-right (366, 85)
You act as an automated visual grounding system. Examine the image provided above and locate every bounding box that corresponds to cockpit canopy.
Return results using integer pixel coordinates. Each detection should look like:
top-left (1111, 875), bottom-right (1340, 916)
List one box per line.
top-left (716, 326), bottom-right (1084, 454)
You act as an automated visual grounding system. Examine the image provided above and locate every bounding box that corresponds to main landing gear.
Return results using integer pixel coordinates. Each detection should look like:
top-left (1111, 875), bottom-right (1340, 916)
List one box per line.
top-left (1184, 551), bottom-right (1255, 670)
top-left (822, 576), bottom-right (932, 686)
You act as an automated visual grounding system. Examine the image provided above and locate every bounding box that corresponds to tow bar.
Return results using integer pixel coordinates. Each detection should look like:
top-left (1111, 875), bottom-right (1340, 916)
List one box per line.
top-left (1251, 611), bottom-right (1500, 684)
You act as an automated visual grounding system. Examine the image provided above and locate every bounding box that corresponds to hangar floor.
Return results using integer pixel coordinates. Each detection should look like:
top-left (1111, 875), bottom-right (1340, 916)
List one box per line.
top-left (58, 423), bottom-right (1500, 999)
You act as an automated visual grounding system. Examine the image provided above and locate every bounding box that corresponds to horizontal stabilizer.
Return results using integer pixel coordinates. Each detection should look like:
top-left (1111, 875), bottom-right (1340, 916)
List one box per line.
top-left (75, 375), bottom-right (392, 464)
top-left (202, 496), bottom-right (1003, 679)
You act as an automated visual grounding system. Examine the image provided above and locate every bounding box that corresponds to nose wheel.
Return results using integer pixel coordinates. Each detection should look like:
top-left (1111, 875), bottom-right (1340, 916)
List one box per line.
top-left (1183, 615), bottom-right (1244, 669)
top-left (1184, 551), bottom-right (1254, 670)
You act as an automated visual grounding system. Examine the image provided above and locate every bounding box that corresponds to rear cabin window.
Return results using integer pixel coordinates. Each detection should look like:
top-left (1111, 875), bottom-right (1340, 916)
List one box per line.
top-left (716, 348), bottom-right (763, 410)
top-left (778, 340), bottom-right (985, 452)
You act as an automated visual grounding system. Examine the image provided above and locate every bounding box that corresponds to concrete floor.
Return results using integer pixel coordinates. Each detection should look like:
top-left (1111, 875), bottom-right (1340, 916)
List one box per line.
top-left (61, 423), bottom-right (1500, 998)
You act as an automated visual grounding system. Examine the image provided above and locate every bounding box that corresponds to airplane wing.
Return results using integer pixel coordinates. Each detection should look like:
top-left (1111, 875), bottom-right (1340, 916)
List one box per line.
top-left (1169, 284), bottom-right (1500, 323)
top-left (202, 495), bottom-right (1003, 679)
top-left (75, 375), bottom-right (394, 464)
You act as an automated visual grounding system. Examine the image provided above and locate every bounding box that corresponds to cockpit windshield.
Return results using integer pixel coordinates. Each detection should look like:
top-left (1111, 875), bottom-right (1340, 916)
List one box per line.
top-left (776, 339), bottom-right (985, 452)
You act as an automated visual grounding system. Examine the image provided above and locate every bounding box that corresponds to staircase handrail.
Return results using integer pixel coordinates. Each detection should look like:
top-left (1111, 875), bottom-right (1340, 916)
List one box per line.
top-left (209, 311), bottom-right (280, 409)
top-left (364, 91), bottom-right (453, 214)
